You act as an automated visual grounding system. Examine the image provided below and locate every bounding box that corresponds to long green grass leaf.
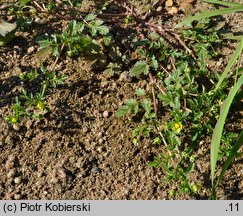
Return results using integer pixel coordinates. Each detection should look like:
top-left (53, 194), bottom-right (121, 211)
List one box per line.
top-left (204, 0), bottom-right (243, 7)
top-left (215, 37), bottom-right (243, 92)
top-left (211, 74), bottom-right (243, 185)
top-left (211, 131), bottom-right (243, 199)
top-left (176, 6), bottom-right (243, 28)
top-left (223, 35), bottom-right (243, 41)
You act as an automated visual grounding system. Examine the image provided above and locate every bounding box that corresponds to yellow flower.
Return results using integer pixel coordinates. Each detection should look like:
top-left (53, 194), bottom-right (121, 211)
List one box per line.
top-left (11, 116), bottom-right (18, 124)
top-left (191, 183), bottom-right (202, 193)
top-left (172, 122), bottom-right (183, 133)
top-left (36, 101), bottom-right (45, 110)
top-left (217, 99), bottom-right (223, 106)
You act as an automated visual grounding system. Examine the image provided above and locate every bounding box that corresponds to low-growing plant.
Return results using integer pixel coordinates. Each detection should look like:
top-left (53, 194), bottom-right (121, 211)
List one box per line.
top-left (116, 28), bottom-right (224, 195)
top-left (5, 63), bottom-right (66, 123)
top-left (178, 0), bottom-right (243, 199)
top-left (37, 14), bottom-right (110, 59)
top-left (2, 0), bottom-right (242, 199)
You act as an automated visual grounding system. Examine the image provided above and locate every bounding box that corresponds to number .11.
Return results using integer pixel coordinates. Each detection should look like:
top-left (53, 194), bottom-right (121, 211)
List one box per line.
top-left (229, 203), bottom-right (239, 212)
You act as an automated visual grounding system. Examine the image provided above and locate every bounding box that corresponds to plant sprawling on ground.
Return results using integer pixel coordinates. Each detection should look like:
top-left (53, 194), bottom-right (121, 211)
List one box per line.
top-left (1, 0), bottom-right (242, 199)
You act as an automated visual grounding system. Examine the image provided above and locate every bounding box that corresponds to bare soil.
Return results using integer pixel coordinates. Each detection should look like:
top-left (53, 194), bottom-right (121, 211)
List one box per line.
top-left (0, 0), bottom-right (242, 200)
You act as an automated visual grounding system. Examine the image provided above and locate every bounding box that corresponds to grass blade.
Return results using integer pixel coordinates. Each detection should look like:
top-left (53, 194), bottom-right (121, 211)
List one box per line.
top-left (211, 74), bottom-right (243, 185)
top-left (175, 6), bottom-right (243, 28)
top-left (215, 37), bottom-right (243, 92)
top-left (211, 131), bottom-right (243, 199)
top-left (204, 0), bottom-right (243, 7)
top-left (222, 35), bottom-right (243, 41)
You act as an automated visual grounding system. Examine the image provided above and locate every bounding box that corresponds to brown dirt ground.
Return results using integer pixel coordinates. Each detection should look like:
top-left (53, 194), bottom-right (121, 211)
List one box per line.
top-left (0, 0), bottom-right (242, 200)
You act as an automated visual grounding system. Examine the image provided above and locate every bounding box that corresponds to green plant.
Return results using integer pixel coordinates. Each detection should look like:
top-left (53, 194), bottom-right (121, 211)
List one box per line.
top-left (6, 63), bottom-right (67, 123)
top-left (116, 32), bottom-right (221, 195)
top-left (5, 85), bottom-right (47, 123)
top-left (178, 0), bottom-right (243, 199)
top-left (37, 15), bottom-right (110, 59)
top-left (2, 0), bottom-right (242, 199)
top-left (5, 8), bottom-right (110, 124)
top-left (210, 60), bottom-right (243, 199)
top-left (5, 97), bottom-right (26, 124)
top-left (117, 88), bottom-right (155, 145)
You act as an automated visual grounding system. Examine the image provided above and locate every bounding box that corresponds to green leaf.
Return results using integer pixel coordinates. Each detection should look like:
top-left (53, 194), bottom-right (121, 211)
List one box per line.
top-left (151, 55), bottom-right (158, 70)
top-left (203, 0), bottom-right (243, 7)
top-left (215, 37), bottom-right (243, 92)
top-left (116, 106), bottom-right (129, 117)
top-left (141, 99), bottom-right (151, 113)
top-left (223, 35), bottom-right (243, 41)
top-left (158, 93), bottom-right (173, 106)
top-left (116, 99), bottom-right (139, 117)
top-left (94, 20), bottom-right (104, 26)
top-left (19, 0), bottom-right (31, 6)
top-left (176, 6), bottom-right (243, 28)
top-left (84, 13), bottom-right (97, 21)
top-left (103, 35), bottom-right (112, 46)
top-left (211, 131), bottom-right (243, 199)
top-left (89, 27), bottom-right (97, 37)
top-left (130, 61), bottom-right (149, 77)
top-left (126, 99), bottom-right (139, 115)
top-left (210, 74), bottom-right (243, 185)
top-left (148, 157), bottom-right (162, 168)
top-left (135, 88), bottom-right (145, 97)
top-left (80, 35), bottom-right (93, 47)
top-left (97, 25), bottom-right (109, 35)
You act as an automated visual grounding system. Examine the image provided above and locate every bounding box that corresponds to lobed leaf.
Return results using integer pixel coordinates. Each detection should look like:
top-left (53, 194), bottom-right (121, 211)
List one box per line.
top-left (84, 13), bottom-right (97, 21)
top-left (130, 61), bottom-right (149, 77)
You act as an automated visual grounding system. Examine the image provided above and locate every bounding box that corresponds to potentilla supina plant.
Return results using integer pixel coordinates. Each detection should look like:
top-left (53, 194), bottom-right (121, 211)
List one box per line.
top-left (172, 122), bottom-right (183, 133)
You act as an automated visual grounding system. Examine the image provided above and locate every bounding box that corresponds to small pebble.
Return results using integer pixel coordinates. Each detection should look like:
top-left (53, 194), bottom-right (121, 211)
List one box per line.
top-left (82, 127), bottom-right (89, 134)
top-left (53, 167), bottom-right (67, 179)
top-left (27, 46), bottom-right (35, 54)
top-left (8, 155), bottom-right (16, 162)
top-left (57, 168), bottom-right (67, 179)
top-left (50, 177), bottom-right (58, 184)
top-left (91, 166), bottom-right (100, 174)
top-left (25, 120), bottom-right (33, 130)
top-left (7, 169), bottom-right (16, 179)
top-left (98, 138), bottom-right (104, 144)
top-left (167, 64), bottom-right (172, 70)
top-left (102, 111), bottom-right (109, 118)
top-left (35, 17), bottom-right (48, 25)
top-left (119, 72), bottom-right (132, 82)
top-left (5, 193), bottom-right (13, 200)
top-left (37, 171), bottom-right (44, 178)
top-left (97, 147), bottom-right (102, 152)
top-left (14, 45), bottom-right (22, 53)
top-left (5, 161), bottom-right (14, 170)
top-left (13, 124), bottom-right (20, 131)
top-left (14, 194), bottom-right (22, 200)
top-left (156, 6), bottom-right (162, 11)
top-left (97, 132), bottom-right (103, 138)
top-left (5, 136), bottom-right (13, 145)
top-left (14, 177), bottom-right (21, 184)
top-left (93, 110), bottom-right (100, 117)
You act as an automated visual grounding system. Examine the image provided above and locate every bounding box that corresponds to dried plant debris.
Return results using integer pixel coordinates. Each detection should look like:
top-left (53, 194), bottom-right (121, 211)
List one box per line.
top-left (165, 0), bottom-right (194, 14)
